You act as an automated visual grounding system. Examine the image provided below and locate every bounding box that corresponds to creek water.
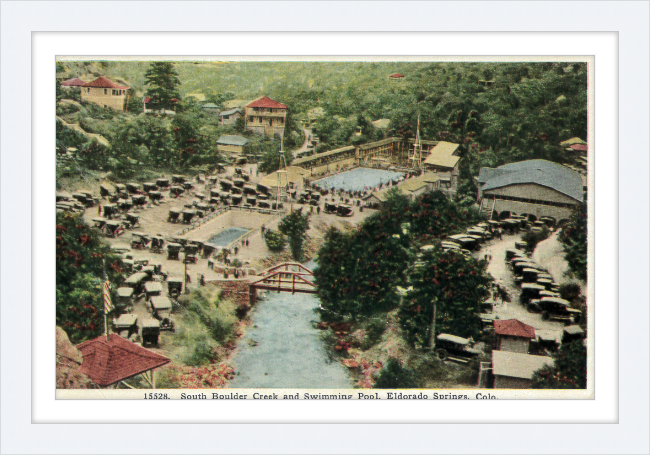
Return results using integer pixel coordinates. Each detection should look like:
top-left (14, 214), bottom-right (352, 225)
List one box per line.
top-left (228, 260), bottom-right (354, 388)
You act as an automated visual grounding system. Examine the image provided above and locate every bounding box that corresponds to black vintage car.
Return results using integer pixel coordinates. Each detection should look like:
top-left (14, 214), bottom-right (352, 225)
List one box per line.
top-left (435, 334), bottom-right (482, 362)
top-left (167, 243), bottom-right (182, 260)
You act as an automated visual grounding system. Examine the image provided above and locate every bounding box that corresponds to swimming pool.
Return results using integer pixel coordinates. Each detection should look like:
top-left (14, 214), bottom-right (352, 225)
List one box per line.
top-left (207, 227), bottom-right (249, 247)
top-left (312, 167), bottom-right (404, 192)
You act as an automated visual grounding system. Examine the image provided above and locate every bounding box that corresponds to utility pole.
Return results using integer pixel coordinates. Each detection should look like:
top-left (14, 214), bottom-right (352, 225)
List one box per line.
top-left (184, 254), bottom-right (189, 294)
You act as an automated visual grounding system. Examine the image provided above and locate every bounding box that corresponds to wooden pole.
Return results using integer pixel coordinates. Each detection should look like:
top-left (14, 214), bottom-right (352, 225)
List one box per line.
top-left (429, 299), bottom-right (437, 350)
top-left (103, 259), bottom-right (109, 342)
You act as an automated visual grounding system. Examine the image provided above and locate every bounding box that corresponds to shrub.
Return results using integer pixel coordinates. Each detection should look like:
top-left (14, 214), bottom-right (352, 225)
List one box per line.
top-left (521, 225), bottom-right (551, 253)
top-left (373, 358), bottom-right (421, 389)
top-left (264, 229), bottom-right (286, 252)
top-left (360, 317), bottom-right (387, 350)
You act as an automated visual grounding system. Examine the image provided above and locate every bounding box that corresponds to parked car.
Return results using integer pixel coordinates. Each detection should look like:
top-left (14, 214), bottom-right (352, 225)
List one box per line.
top-left (435, 333), bottom-right (482, 362)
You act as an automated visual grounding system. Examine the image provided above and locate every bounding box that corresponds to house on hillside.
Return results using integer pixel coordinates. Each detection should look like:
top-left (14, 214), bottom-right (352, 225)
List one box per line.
top-left (389, 73), bottom-right (405, 82)
top-left (492, 350), bottom-right (553, 389)
top-left (81, 76), bottom-right (129, 111)
top-left (201, 103), bottom-right (220, 115)
top-left (422, 141), bottom-right (462, 195)
top-left (477, 159), bottom-right (584, 223)
top-left (494, 319), bottom-right (536, 354)
top-left (216, 135), bottom-right (249, 157)
top-left (60, 77), bottom-right (86, 90)
top-left (220, 108), bottom-right (244, 126)
top-left (245, 96), bottom-right (288, 138)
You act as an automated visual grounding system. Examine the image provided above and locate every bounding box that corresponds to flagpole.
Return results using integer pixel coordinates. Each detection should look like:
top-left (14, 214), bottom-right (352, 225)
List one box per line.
top-left (103, 259), bottom-right (109, 342)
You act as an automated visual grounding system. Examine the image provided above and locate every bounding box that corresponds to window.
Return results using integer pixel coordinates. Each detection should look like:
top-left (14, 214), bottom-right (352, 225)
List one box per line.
top-left (104, 89), bottom-right (107, 95)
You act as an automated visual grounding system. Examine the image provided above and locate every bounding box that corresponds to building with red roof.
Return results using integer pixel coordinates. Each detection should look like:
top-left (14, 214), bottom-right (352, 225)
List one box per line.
top-left (60, 77), bottom-right (87, 89)
top-left (245, 96), bottom-right (288, 138)
top-left (80, 76), bottom-right (130, 111)
top-left (494, 319), bottom-right (536, 354)
top-left (77, 333), bottom-right (170, 388)
top-left (389, 73), bottom-right (405, 82)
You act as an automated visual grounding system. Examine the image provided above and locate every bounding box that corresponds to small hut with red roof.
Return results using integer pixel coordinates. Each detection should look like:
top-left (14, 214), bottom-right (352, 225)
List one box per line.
top-left (389, 73), bottom-right (405, 82)
top-left (81, 76), bottom-right (130, 111)
top-left (245, 96), bottom-right (288, 138)
top-left (494, 319), bottom-right (536, 354)
top-left (77, 333), bottom-right (170, 388)
top-left (60, 77), bottom-right (87, 90)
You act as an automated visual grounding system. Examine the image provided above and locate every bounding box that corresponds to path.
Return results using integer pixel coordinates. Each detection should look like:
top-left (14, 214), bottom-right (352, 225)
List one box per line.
top-left (292, 127), bottom-right (312, 157)
top-left (475, 234), bottom-right (567, 332)
top-left (228, 261), bottom-right (353, 388)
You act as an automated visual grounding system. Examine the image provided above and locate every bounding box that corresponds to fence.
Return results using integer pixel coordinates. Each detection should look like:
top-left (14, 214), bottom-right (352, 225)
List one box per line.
top-left (171, 205), bottom-right (284, 247)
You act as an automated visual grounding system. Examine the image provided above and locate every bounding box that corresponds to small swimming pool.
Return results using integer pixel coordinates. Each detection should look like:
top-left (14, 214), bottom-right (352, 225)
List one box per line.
top-left (207, 227), bottom-right (249, 247)
top-left (312, 167), bottom-right (405, 192)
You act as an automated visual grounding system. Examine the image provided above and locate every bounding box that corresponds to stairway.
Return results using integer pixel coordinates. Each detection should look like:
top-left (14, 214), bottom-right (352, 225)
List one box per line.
top-left (480, 198), bottom-right (496, 219)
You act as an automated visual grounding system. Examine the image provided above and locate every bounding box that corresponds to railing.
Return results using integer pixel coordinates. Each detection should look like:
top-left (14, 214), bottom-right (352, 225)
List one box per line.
top-left (224, 208), bottom-right (284, 250)
top-left (172, 206), bottom-right (230, 237)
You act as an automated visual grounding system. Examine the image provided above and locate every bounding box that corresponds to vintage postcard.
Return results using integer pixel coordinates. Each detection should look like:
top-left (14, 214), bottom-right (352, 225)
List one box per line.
top-left (55, 56), bottom-right (593, 400)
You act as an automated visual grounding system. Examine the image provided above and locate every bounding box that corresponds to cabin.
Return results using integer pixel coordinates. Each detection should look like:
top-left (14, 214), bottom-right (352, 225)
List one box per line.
top-left (245, 96), bottom-right (288, 138)
top-left (219, 108), bottom-right (244, 126)
top-left (492, 350), bottom-right (554, 389)
top-left (81, 76), bottom-right (129, 111)
top-left (494, 319), bottom-right (536, 354)
top-left (477, 159), bottom-right (584, 223)
top-left (216, 135), bottom-right (249, 155)
top-left (389, 73), bottom-right (405, 82)
top-left (422, 141), bottom-right (462, 194)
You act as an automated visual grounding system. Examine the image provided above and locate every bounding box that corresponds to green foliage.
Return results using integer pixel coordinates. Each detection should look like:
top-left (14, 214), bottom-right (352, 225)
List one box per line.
top-left (373, 358), bottom-right (421, 389)
top-left (56, 213), bottom-right (125, 344)
top-left (559, 203), bottom-right (587, 281)
top-left (360, 317), bottom-right (387, 350)
top-left (144, 62), bottom-right (181, 112)
top-left (257, 137), bottom-right (292, 174)
top-left (532, 340), bottom-right (587, 389)
top-left (278, 211), bottom-right (311, 261)
top-left (175, 287), bottom-right (238, 366)
top-left (264, 229), bottom-right (286, 252)
top-left (399, 246), bottom-right (492, 347)
top-left (521, 225), bottom-right (551, 253)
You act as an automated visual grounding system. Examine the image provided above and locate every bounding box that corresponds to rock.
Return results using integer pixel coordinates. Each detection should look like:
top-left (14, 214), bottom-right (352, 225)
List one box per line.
top-left (56, 327), bottom-right (93, 389)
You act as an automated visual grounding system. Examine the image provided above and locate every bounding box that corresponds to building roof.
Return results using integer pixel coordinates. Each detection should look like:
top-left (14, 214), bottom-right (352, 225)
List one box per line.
top-left (219, 108), bottom-right (243, 117)
top-left (568, 144), bottom-right (588, 152)
top-left (293, 145), bottom-right (356, 165)
top-left (259, 166), bottom-right (309, 187)
top-left (82, 76), bottom-right (129, 89)
top-left (423, 141), bottom-right (461, 169)
top-left (559, 137), bottom-right (586, 147)
top-left (201, 103), bottom-right (220, 109)
top-left (492, 350), bottom-right (554, 380)
top-left (358, 137), bottom-right (401, 150)
top-left (61, 77), bottom-right (86, 87)
top-left (372, 118), bottom-right (391, 129)
top-left (389, 73), bottom-right (405, 78)
top-left (77, 334), bottom-right (170, 387)
top-left (247, 96), bottom-right (287, 109)
top-left (399, 177), bottom-right (429, 193)
top-left (478, 159), bottom-right (584, 203)
top-left (421, 172), bottom-right (442, 183)
top-left (216, 135), bottom-right (249, 146)
top-left (494, 319), bottom-right (536, 339)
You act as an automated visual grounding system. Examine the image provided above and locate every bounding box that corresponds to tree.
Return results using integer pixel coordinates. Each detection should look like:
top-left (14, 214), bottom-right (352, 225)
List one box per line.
top-left (278, 211), bottom-right (310, 261)
top-left (399, 246), bottom-right (492, 348)
top-left (264, 229), bottom-right (286, 252)
top-left (373, 358), bottom-right (421, 389)
top-left (532, 341), bottom-right (587, 389)
top-left (56, 213), bottom-right (124, 344)
top-left (559, 203), bottom-right (587, 281)
top-left (144, 62), bottom-right (180, 113)
top-left (257, 137), bottom-right (291, 174)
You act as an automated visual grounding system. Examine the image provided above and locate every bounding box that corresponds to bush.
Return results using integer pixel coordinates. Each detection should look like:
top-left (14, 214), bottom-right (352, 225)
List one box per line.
top-left (373, 358), bottom-right (421, 389)
top-left (521, 225), bottom-right (551, 253)
top-left (360, 317), bottom-right (387, 350)
top-left (264, 229), bottom-right (286, 252)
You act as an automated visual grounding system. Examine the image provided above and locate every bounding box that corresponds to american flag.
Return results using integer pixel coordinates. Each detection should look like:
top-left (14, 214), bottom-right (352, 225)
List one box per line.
top-left (103, 280), bottom-right (113, 314)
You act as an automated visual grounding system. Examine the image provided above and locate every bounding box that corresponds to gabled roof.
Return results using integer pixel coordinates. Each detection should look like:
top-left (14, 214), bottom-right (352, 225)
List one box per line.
top-left (82, 76), bottom-right (129, 89)
top-left (77, 334), bottom-right (170, 387)
top-left (492, 350), bottom-right (554, 380)
top-left (494, 319), bottom-right (536, 339)
top-left (423, 141), bottom-right (461, 169)
top-left (568, 144), bottom-right (588, 152)
top-left (219, 108), bottom-right (243, 117)
top-left (479, 159), bottom-right (584, 202)
top-left (202, 103), bottom-right (220, 109)
top-left (559, 137), bottom-right (586, 147)
top-left (216, 135), bottom-right (249, 146)
top-left (246, 96), bottom-right (287, 109)
top-left (389, 73), bottom-right (405, 78)
top-left (61, 77), bottom-right (86, 87)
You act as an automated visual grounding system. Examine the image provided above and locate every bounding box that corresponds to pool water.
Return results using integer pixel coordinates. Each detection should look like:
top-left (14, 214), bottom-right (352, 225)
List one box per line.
top-left (207, 227), bottom-right (249, 246)
top-left (312, 167), bottom-right (405, 192)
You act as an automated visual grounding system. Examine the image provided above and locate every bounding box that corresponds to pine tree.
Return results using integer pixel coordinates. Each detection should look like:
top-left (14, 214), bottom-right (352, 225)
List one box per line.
top-left (144, 62), bottom-right (180, 112)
